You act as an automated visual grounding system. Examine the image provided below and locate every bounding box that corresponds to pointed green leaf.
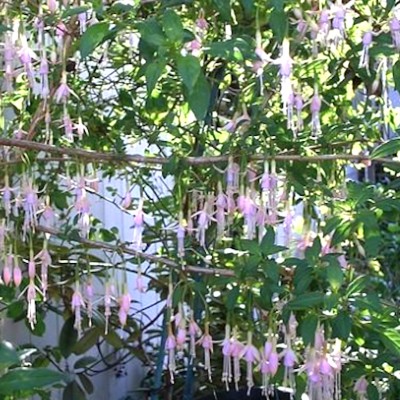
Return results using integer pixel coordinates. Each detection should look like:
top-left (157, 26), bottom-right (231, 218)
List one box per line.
top-left (188, 73), bottom-right (211, 120)
top-left (163, 9), bottom-right (184, 42)
top-left (176, 55), bottom-right (201, 92)
top-left (269, 8), bottom-right (287, 43)
top-left (59, 317), bottom-right (78, 358)
top-left (287, 292), bottom-right (325, 310)
top-left (0, 341), bottom-right (19, 369)
top-left (0, 368), bottom-right (68, 394)
top-left (326, 261), bottom-right (344, 292)
top-left (380, 329), bottom-right (400, 357)
top-left (371, 137), bottom-right (400, 159)
top-left (145, 59), bottom-right (166, 95)
top-left (331, 312), bottom-right (352, 340)
top-left (393, 60), bottom-right (400, 94)
top-left (80, 22), bottom-right (110, 58)
top-left (300, 314), bottom-right (318, 346)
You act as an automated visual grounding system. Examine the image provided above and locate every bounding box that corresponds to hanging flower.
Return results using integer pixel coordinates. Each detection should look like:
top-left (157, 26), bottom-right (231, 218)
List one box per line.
top-left (360, 31), bottom-right (373, 69)
top-left (354, 376), bottom-right (368, 399)
top-left (221, 324), bottom-right (232, 389)
top-left (241, 331), bottom-right (260, 395)
top-left (390, 16), bottom-right (400, 50)
top-left (71, 284), bottom-right (85, 334)
top-left (188, 318), bottom-right (202, 358)
top-left (165, 327), bottom-right (176, 384)
top-left (2, 254), bottom-right (13, 286)
top-left (199, 323), bottom-right (213, 381)
top-left (310, 88), bottom-right (322, 137)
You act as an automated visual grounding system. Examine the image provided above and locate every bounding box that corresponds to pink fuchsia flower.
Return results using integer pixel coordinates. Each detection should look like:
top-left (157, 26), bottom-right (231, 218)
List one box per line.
top-left (132, 198), bottom-right (145, 250)
top-left (241, 331), bottom-right (260, 395)
top-left (35, 243), bottom-right (51, 299)
top-left (221, 324), bottom-right (232, 389)
top-left (360, 31), bottom-right (373, 69)
top-left (199, 323), bottom-right (213, 381)
top-left (354, 376), bottom-right (368, 398)
top-left (231, 332), bottom-right (245, 390)
top-left (22, 178), bottom-right (40, 236)
top-left (188, 318), bottom-right (202, 357)
top-left (74, 117), bottom-right (89, 140)
top-left (79, 11), bottom-right (88, 34)
top-left (294, 93), bottom-right (304, 132)
top-left (13, 256), bottom-right (22, 288)
top-left (47, 0), bottom-right (58, 13)
top-left (1, 178), bottom-right (14, 217)
top-left (195, 9), bottom-right (208, 37)
top-left (390, 17), bottom-right (400, 50)
top-left (2, 254), bottom-right (13, 286)
top-left (135, 270), bottom-right (147, 293)
top-left (185, 38), bottom-right (202, 57)
top-left (104, 281), bottom-right (113, 335)
top-left (165, 328), bottom-right (177, 383)
top-left (71, 285), bottom-right (85, 334)
top-left (310, 88), bottom-right (322, 137)
top-left (193, 195), bottom-right (215, 247)
top-left (121, 191), bottom-right (132, 209)
top-left (226, 157), bottom-right (240, 193)
top-left (26, 279), bottom-right (38, 328)
top-left (18, 41), bottom-right (36, 86)
top-left (55, 80), bottom-right (73, 104)
top-left (118, 290), bottom-right (131, 327)
top-left (85, 279), bottom-right (94, 327)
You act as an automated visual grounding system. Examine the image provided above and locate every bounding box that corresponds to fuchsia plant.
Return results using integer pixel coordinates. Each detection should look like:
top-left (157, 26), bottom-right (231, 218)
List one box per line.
top-left (1, 1), bottom-right (400, 399)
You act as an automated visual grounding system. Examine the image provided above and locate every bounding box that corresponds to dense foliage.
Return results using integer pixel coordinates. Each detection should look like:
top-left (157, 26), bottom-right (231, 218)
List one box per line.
top-left (1, 0), bottom-right (400, 399)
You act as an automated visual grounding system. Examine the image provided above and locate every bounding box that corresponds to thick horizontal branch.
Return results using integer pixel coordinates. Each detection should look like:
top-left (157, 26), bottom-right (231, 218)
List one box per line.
top-left (0, 138), bottom-right (398, 166)
top-left (37, 225), bottom-right (235, 277)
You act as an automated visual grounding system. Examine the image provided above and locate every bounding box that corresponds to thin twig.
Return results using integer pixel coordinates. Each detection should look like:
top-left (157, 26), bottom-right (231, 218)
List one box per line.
top-left (36, 225), bottom-right (235, 277)
top-left (0, 138), bottom-right (397, 166)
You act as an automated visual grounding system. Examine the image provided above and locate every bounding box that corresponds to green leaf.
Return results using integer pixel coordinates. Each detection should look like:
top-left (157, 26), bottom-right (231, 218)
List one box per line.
top-left (62, 6), bottom-right (90, 18)
top-left (0, 368), bottom-right (68, 394)
top-left (176, 55), bottom-right (201, 92)
top-left (367, 384), bottom-right (380, 400)
top-left (213, 0), bottom-right (231, 21)
top-left (371, 137), bottom-right (400, 159)
top-left (104, 331), bottom-right (124, 349)
top-left (63, 381), bottom-right (86, 400)
top-left (226, 286), bottom-right (240, 311)
top-left (393, 60), bottom-right (400, 94)
top-left (269, 8), bottom-right (287, 43)
top-left (0, 24), bottom-right (12, 33)
top-left (145, 59), bottom-right (166, 95)
top-left (326, 261), bottom-right (344, 292)
top-left (260, 227), bottom-right (275, 253)
top-left (331, 312), bottom-right (352, 340)
top-left (163, 10), bottom-right (184, 42)
top-left (79, 373), bottom-right (94, 394)
top-left (59, 317), bottom-right (78, 358)
top-left (380, 329), bottom-right (400, 357)
top-left (74, 356), bottom-right (98, 370)
top-left (73, 328), bottom-right (101, 355)
top-left (347, 275), bottom-right (368, 297)
top-left (188, 73), bottom-right (211, 120)
top-left (80, 22), bottom-right (110, 59)
top-left (300, 314), bottom-right (318, 346)
top-left (293, 266), bottom-right (312, 294)
top-left (287, 292), bottom-right (325, 310)
top-left (139, 18), bottom-right (166, 47)
top-left (0, 341), bottom-right (20, 369)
